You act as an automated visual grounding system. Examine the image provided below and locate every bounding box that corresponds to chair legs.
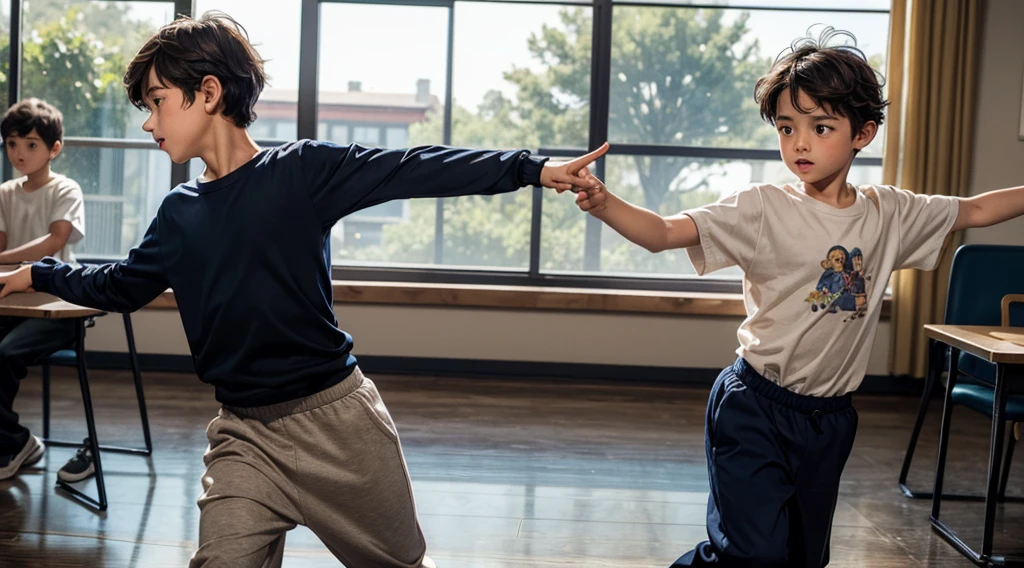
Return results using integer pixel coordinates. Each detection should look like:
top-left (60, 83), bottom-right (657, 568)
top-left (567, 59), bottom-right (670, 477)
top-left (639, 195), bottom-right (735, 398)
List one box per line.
top-left (899, 338), bottom-right (943, 499)
top-left (42, 314), bottom-right (152, 456)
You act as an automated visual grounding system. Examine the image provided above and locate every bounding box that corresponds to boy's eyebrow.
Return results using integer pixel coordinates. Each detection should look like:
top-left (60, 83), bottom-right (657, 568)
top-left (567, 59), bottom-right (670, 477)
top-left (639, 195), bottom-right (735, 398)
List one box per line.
top-left (777, 113), bottom-right (838, 122)
top-left (144, 84), bottom-right (167, 97)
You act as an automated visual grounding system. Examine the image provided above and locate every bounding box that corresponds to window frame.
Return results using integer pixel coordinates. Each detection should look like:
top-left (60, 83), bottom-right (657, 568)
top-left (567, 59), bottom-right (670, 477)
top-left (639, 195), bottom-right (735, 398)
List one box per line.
top-left (4, 0), bottom-right (888, 296)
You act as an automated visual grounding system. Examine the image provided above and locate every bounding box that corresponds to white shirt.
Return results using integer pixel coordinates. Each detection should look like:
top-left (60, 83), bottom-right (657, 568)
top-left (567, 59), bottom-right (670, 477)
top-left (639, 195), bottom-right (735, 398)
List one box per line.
top-left (0, 173), bottom-right (86, 263)
top-left (686, 183), bottom-right (959, 396)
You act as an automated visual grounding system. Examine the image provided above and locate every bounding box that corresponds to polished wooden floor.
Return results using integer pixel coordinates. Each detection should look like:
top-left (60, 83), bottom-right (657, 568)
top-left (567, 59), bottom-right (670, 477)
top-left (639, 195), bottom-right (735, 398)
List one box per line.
top-left (0, 367), bottom-right (1020, 567)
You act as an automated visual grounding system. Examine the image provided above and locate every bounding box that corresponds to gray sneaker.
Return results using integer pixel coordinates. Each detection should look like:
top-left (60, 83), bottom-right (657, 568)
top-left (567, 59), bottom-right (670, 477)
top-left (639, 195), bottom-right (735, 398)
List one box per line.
top-left (0, 435), bottom-right (45, 480)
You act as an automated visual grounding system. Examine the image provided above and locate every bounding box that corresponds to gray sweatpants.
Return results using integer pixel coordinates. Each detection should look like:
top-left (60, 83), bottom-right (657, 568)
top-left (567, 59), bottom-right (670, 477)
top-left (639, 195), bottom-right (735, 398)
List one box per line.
top-left (190, 367), bottom-right (430, 568)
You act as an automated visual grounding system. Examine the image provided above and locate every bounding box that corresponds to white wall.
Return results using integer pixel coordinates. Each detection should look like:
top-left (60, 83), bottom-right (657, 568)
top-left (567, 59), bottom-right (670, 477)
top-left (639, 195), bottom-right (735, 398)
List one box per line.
top-left (85, 0), bottom-right (1020, 378)
top-left (86, 304), bottom-right (894, 376)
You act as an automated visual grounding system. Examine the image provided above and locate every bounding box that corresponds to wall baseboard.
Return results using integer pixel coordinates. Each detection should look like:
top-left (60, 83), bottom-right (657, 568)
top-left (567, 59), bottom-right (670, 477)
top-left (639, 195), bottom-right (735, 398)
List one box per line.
top-left (80, 351), bottom-right (925, 396)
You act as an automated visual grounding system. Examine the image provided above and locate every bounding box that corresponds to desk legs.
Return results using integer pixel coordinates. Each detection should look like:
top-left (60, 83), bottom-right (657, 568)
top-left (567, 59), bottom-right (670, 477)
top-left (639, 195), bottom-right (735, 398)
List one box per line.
top-left (54, 318), bottom-right (107, 511)
top-left (123, 313), bottom-right (152, 454)
top-left (983, 366), bottom-right (1009, 560)
top-left (931, 347), bottom-right (959, 522)
top-left (930, 355), bottom-right (1024, 566)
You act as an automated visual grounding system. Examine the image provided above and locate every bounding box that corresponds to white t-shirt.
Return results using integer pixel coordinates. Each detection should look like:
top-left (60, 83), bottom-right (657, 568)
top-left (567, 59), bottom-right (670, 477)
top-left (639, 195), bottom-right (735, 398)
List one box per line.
top-left (686, 183), bottom-right (959, 397)
top-left (0, 174), bottom-right (86, 263)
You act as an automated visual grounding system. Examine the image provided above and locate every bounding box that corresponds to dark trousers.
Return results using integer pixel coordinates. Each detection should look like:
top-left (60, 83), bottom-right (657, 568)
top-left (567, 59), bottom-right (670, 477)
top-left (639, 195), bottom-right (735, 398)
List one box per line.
top-left (0, 316), bottom-right (76, 455)
top-left (671, 358), bottom-right (858, 568)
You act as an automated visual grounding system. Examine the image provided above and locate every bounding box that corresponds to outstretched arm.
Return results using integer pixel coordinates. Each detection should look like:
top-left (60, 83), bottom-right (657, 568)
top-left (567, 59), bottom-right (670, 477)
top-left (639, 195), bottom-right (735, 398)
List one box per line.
top-left (0, 216), bottom-right (170, 312)
top-left (304, 141), bottom-right (608, 229)
top-left (952, 185), bottom-right (1024, 231)
top-left (571, 174), bottom-right (700, 252)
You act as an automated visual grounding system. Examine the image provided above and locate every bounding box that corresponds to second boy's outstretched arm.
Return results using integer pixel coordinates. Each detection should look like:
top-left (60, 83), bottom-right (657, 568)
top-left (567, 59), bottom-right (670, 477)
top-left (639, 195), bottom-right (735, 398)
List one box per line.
top-left (952, 184), bottom-right (1024, 231)
top-left (573, 174), bottom-right (700, 252)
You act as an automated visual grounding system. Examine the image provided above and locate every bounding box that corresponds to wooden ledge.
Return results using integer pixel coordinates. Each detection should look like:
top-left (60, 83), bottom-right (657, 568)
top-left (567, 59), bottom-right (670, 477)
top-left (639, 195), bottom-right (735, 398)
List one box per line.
top-left (144, 281), bottom-right (892, 318)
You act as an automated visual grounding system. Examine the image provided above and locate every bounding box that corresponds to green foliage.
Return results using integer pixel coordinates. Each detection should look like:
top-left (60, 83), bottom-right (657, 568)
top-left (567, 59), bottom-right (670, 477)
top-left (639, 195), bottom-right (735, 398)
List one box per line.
top-left (362, 7), bottom-right (773, 272)
top-left (0, 1), bottom-right (158, 198)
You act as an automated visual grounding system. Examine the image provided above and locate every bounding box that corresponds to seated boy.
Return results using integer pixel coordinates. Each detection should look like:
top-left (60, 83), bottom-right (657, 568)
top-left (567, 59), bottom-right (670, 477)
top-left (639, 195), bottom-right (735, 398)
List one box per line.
top-left (0, 98), bottom-right (85, 481)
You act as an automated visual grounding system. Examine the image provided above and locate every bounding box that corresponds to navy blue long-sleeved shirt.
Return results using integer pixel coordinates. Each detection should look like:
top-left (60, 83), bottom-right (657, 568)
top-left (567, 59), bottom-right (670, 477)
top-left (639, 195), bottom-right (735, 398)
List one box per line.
top-left (31, 141), bottom-right (548, 407)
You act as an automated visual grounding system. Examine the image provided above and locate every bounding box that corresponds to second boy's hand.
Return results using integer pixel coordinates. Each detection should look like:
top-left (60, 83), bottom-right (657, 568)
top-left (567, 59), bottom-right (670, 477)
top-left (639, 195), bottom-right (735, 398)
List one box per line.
top-left (0, 265), bottom-right (35, 299)
top-left (540, 142), bottom-right (610, 192)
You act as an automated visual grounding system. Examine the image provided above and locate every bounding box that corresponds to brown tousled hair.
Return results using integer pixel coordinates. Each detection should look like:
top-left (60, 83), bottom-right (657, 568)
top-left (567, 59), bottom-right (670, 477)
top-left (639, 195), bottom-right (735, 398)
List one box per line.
top-left (124, 11), bottom-right (268, 128)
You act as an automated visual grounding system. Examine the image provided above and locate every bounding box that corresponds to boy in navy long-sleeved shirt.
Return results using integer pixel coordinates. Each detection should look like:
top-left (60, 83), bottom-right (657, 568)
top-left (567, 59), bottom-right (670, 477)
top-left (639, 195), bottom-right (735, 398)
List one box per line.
top-left (0, 12), bottom-right (607, 568)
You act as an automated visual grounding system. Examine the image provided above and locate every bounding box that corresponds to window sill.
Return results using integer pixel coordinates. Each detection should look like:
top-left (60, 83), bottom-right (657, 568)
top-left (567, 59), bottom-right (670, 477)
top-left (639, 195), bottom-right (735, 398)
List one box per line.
top-left (143, 281), bottom-right (891, 319)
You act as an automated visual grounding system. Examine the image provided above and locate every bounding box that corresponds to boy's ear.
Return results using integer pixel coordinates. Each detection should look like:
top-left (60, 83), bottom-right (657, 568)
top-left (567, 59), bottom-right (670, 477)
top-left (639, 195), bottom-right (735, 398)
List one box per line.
top-left (853, 120), bottom-right (878, 151)
top-left (49, 140), bottom-right (62, 160)
top-left (199, 75), bottom-right (224, 116)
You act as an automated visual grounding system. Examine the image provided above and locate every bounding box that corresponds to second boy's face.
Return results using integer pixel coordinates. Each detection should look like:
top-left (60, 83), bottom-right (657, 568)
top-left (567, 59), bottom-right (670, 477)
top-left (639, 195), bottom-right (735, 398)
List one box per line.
top-left (141, 67), bottom-right (208, 164)
top-left (775, 88), bottom-right (874, 188)
top-left (5, 129), bottom-right (59, 177)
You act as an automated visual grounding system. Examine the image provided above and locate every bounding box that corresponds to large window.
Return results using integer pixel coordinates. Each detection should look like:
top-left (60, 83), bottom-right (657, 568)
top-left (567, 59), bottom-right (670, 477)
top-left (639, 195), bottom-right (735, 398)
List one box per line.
top-left (317, 2), bottom-right (449, 266)
top-left (195, 0), bottom-right (302, 142)
top-left (2, 0), bottom-right (889, 292)
top-left (12, 0), bottom-right (177, 262)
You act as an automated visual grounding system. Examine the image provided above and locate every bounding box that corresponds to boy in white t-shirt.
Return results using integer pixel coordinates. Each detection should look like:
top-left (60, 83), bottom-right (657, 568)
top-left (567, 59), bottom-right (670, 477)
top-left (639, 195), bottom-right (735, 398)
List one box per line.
top-left (569, 28), bottom-right (1024, 567)
top-left (0, 98), bottom-right (85, 481)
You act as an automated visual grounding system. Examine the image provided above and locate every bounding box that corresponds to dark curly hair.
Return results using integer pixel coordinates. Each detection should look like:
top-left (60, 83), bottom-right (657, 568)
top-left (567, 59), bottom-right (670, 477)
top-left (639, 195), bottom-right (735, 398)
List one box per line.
top-left (1, 98), bottom-right (64, 149)
top-left (754, 26), bottom-right (888, 139)
top-left (124, 11), bottom-right (268, 128)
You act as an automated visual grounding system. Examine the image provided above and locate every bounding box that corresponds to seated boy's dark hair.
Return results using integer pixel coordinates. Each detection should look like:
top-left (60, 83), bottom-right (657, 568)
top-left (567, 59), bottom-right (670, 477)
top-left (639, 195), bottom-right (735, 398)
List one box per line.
top-left (124, 11), bottom-right (268, 128)
top-left (754, 26), bottom-right (888, 137)
top-left (1, 98), bottom-right (64, 149)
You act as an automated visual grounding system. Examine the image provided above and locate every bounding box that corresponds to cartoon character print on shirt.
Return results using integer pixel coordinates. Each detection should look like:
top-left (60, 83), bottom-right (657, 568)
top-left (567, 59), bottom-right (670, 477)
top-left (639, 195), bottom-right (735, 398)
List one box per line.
top-left (804, 245), bottom-right (871, 322)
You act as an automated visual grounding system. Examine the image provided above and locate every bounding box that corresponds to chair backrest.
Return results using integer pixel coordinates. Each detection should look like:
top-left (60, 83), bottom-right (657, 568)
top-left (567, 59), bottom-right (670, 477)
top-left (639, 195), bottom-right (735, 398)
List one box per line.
top-left (946, 245), bottom-right (1024, 385)
top-left (946, 244), bottom-right (1024, 326)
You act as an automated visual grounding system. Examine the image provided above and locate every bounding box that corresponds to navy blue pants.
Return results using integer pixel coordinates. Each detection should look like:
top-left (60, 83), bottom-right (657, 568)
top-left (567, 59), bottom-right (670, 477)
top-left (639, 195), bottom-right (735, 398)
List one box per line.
top-left (671, 359), bottom-right (858, 568)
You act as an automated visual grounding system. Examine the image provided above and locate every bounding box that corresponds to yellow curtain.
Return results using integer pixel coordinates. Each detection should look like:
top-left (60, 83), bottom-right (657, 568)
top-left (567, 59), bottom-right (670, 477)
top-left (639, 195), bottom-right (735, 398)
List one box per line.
top-left (884, 0), bottom-right (982, 378)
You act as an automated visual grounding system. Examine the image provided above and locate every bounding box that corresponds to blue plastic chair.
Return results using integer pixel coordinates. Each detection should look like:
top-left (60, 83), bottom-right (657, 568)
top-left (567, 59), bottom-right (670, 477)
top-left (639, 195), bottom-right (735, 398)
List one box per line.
top-left (899, 244), bottom-right (1024, 502)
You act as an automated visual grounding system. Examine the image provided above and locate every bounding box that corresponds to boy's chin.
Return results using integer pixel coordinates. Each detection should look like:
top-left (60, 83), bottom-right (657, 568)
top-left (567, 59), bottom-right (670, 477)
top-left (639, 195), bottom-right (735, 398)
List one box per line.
top-left (167, 152), bottom-right (193, 165)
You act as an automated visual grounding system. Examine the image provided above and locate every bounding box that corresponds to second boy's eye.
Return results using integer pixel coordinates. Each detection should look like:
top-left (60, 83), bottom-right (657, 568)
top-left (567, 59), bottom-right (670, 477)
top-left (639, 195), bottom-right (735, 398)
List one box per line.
top-left (28, 143), bottom-right (36, 149)
top-left (815, 125), bottom-right (833, 135)
top-left (778, 126), bottom-right (793, 135)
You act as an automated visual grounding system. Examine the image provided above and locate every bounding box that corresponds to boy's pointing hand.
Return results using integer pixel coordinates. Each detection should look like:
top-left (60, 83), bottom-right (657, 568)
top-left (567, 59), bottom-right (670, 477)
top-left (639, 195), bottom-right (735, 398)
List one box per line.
top-left (541, 142), bottom-right (609, 192)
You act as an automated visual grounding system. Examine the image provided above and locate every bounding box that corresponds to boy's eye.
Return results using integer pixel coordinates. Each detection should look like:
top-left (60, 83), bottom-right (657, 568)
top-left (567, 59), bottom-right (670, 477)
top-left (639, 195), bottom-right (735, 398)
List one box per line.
top-left (778, 126), bottom-right (792, 135)
top-left (153, 98), bottom-right (162, 107)
top-left (815, 125), bottom-right (833, 135)
top-left (28, 143), bottom-right (36, 149)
